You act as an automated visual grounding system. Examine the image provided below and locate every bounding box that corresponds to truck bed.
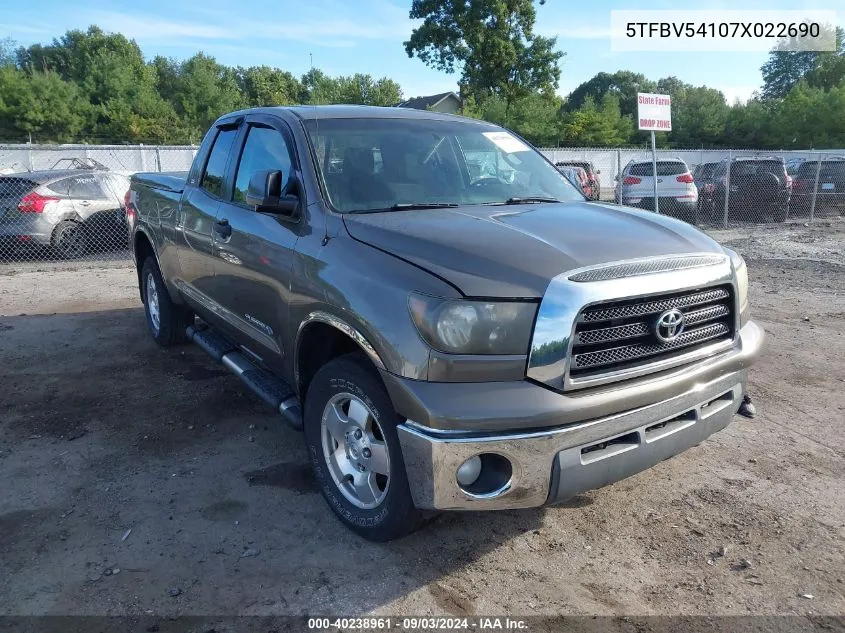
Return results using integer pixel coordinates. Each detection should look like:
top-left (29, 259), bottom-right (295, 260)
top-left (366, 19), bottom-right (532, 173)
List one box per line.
top-left (131, 172), bottom-right (188, 194)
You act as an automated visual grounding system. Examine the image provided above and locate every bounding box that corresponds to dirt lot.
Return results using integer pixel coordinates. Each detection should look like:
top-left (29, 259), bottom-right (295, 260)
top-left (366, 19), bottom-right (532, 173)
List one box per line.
top-left (1, 222), bottom-right (843, 619)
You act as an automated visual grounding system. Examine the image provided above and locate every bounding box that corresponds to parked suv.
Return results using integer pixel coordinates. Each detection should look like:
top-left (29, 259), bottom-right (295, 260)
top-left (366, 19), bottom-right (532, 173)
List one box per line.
top-left (555, 160), bottom-right (600, 200)
top-left (0, 165), bottom-right (129, 259)
top-left (789, 157), bottom-right (845, 218)
top-left (710, 157), bottom-right (791, 223)
top-left (615, 159), bottom-right (698, 220)
top-left (693, 162), bottom-right (719, 219)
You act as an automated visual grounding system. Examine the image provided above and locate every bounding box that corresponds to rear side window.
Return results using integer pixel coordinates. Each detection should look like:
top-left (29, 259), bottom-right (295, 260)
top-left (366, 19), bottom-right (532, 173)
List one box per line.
top-left (628, 161), bottom-right (687, 177)
top-left (201, 128), bottom-right (238, 198)
top-left (68, 176), bottom-right (106, 199)
top-left (699, 163), bottom-right (715, 178)
top-left (233, 126), bottom-right (293, 205)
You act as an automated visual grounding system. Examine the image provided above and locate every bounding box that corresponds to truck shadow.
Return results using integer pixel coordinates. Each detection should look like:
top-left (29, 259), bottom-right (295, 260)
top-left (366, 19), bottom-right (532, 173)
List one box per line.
top-left (0, 306), bottom-right (544, 617)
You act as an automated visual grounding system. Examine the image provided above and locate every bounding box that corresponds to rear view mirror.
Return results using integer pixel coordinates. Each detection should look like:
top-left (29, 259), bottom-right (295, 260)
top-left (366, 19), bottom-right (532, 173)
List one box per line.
top-left (247, 170), bottom-right (298, 215)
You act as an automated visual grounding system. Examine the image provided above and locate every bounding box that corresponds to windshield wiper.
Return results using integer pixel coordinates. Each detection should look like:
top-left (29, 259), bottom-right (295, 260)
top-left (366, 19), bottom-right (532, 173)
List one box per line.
top-left (349, 202), bottom-right (461, 214)
top-left (502, 196), bottom-right (561, 205)
top-left (389, 202), bottom-right (460, 210)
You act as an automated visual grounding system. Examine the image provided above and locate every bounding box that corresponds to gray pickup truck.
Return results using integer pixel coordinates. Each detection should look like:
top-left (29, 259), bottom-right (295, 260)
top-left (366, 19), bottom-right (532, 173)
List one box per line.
top-left (128, 106), bottom-right (764, 541)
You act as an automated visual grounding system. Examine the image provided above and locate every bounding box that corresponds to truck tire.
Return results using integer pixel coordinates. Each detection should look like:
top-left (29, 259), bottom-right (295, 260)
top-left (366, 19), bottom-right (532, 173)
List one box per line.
top-left (141, 257), bottom-right (193, 347)
top-left (304, 353), bottom-right (427, 541)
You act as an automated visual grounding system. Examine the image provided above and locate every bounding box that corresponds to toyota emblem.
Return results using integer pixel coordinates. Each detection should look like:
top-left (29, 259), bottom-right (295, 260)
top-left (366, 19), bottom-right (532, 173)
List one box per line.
top-left (654, 308), bottom-right (685, 343)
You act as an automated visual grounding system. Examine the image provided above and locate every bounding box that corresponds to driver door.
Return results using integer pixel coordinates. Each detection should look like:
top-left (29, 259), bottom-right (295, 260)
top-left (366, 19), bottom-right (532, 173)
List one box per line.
top-left (207, 115), bottom-right (303, 371)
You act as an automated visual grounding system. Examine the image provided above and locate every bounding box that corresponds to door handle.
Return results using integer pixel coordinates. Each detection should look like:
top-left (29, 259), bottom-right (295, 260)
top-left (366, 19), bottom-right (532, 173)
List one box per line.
top-left (214, 219), bottom-right (232, 240)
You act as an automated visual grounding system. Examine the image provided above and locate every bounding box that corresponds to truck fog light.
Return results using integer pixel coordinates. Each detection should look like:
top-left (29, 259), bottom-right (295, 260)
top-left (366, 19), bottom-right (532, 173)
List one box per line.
top-left (456, 455), bottom-right (482, 487)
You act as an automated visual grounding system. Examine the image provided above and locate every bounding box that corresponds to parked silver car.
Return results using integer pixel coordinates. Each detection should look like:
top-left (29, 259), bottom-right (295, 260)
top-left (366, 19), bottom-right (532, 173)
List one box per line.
top-left (615, 159), bottom-right (698, 220)
top-left (0, 164), bottom-right (129, 259)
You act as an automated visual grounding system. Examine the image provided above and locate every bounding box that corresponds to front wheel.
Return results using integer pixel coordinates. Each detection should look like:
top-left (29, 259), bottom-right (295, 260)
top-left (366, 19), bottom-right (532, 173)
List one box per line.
top-left (304, 353), bottom-right (427, 541)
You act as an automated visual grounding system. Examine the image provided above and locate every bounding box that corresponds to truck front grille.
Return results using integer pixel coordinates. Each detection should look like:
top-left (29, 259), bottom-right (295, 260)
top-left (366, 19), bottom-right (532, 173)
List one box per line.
top-left (570, 286), bottom-right (734, 378)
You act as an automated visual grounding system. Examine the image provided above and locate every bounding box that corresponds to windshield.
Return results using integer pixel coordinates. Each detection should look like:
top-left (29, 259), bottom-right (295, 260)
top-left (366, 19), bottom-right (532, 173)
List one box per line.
top-left (304, 118), bottom-right (584, 212)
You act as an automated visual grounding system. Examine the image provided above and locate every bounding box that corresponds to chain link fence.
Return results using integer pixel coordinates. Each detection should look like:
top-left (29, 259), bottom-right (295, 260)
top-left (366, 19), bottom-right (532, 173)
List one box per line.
top-left (1, 143), bottom-right (842, 268)
top-left (541, 147), bottom-right (845, 227)
top-left (0, 145), bottom-right (196, 268)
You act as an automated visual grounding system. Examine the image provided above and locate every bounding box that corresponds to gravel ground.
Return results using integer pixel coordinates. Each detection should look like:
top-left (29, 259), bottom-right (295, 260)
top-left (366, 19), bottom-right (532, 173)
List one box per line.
top-left (0, 222), bottom-right (843, 619)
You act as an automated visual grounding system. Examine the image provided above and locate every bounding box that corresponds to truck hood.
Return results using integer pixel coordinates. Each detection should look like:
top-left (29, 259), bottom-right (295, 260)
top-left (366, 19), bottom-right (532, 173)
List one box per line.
top-left (343, 201), bottom-right (725, 298)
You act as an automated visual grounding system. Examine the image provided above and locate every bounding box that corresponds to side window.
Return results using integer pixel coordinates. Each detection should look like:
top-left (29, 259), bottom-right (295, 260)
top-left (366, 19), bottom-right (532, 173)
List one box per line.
top-left (68, 176), bottom-right (106, 199)
top-left (45, 178), bottom-right (72, 196)
top-left (233, 126), bottom-right (293, 204)
top-left (201, 128), bottom-right (238, 198)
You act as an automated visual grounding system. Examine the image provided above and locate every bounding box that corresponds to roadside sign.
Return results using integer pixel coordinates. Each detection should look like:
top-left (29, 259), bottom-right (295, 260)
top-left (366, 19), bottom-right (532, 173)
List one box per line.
top-left (637, 93), bottom-right (672, 131)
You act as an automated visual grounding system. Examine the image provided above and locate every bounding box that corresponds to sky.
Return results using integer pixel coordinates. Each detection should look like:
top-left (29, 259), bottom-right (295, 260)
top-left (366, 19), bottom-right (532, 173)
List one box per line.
top-left (1, 0), bottom-right (842, 104)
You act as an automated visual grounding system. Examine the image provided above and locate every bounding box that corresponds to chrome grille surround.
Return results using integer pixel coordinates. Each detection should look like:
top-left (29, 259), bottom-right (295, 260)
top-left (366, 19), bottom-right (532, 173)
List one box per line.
top-left (527, 253), bottom-right (738, 392)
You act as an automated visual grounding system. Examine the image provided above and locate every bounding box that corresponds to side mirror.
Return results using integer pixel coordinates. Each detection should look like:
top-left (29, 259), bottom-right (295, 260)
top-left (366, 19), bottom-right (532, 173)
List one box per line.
top-left (596, 169), bottom-right (601, 175)
top-left (246, 170), bottom-right (298, 215)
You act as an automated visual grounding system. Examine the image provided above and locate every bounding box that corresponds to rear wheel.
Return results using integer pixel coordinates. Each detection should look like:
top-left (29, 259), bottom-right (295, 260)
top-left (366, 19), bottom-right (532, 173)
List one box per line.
top-left (52, 221), bottom-right (87, 259)
top-left (141, 257), bottom-right (193, 347)
top-left (304, 353), bottom-right (427, 541)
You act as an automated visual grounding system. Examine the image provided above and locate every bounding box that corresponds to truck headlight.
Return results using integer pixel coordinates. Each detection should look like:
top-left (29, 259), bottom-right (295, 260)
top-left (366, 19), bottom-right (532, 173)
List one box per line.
top-left (725, 248), bottom-right (749, 323)
top-left (408, 293), bottom-right (537, 355)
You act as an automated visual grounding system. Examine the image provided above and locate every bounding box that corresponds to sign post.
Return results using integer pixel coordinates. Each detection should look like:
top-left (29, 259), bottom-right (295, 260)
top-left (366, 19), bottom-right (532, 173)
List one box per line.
top-left (637, 93), bottom-right (672, 214)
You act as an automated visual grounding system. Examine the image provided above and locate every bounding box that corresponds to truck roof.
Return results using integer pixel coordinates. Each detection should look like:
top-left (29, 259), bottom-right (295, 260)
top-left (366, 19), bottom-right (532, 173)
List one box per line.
top-left (218, 104), bottom-right (485, 124)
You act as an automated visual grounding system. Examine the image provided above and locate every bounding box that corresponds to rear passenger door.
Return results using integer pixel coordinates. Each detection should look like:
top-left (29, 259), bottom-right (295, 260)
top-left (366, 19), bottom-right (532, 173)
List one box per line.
top-left (176, 124), bottom-right (239, 304)
top-left (66, 175), bottom-right (108, 221)
top-left (208, 115), bottom-right (302, 368)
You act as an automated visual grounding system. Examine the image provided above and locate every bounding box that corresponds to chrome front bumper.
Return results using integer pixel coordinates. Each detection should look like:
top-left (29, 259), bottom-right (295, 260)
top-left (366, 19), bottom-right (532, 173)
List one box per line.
top-left (396, 320), bottom-right (764, 511)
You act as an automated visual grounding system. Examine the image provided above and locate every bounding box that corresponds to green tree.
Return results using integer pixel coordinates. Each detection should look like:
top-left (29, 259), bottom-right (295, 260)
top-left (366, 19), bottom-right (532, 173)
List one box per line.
top-left (566, 71), bottom-right (655, 120)
top-left (560, 94), bottom-right (632, 146)
top-left (238, 66), bottom-right (301, 107)
top-left (404, 0), bottom-right (563, 119)
top-left (761, 25), bottom-right (844, 99)
top-left (767, 81), bottom-right (845, 148)
top-left (298, 70), bottom-right (402, 106)
top-left (805, 27), bottom-right (845, 91)
top-left (724, 99), bottom-right (774, 148)
top-left (298, 68), bottom-right (343, 104)
top-left (334, 74), bottom-right (403, 105)
top-left (654, 77), bottom-right (730, 147)
top-left (17, 27), bottom-right (181, 142)
top-left (462, 92), bottom-right (562, 146)
top-left (171, 53), bottom-right (245, 142)
top-left (0, 67), bottom-right (90, 142)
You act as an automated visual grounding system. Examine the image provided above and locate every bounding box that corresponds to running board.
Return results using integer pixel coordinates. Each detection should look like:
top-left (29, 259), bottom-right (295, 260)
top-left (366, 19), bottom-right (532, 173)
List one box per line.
top-left (186, 324), bottom-right (303, 430)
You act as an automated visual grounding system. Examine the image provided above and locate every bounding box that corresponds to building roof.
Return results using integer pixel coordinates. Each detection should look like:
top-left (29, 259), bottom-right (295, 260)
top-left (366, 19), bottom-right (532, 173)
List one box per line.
top-left (395, 91), bottom-right (461, 110)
